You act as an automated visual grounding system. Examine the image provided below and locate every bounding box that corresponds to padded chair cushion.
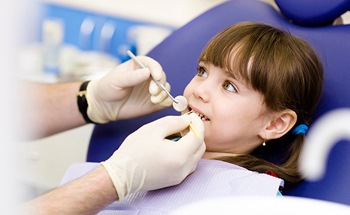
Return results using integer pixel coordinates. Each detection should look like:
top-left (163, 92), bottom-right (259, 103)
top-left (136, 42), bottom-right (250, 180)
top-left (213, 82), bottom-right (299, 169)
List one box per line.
top-left (87, 0), bottom-right (350, 205)
top-left (275, 0), bottom-right (350, 26)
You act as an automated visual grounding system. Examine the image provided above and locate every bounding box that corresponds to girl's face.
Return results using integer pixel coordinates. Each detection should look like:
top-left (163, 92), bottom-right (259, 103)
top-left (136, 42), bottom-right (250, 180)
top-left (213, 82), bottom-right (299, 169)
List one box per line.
top-left (183, 61), bottom-right (271, 157)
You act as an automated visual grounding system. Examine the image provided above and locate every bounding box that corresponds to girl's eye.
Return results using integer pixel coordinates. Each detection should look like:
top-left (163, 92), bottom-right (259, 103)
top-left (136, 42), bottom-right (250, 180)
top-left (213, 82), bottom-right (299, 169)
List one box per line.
top-left (223, 81), bottom-right (238, 93)
top-left (197, 66), bottom-right (208, 78)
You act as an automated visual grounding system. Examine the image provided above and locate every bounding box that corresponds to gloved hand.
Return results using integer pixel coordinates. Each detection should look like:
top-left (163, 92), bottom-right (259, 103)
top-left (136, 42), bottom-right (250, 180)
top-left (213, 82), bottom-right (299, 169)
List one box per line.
top-left (86, 56), bottom-right (173, 123)
top-left (101, 113), bottom-right (206, 200)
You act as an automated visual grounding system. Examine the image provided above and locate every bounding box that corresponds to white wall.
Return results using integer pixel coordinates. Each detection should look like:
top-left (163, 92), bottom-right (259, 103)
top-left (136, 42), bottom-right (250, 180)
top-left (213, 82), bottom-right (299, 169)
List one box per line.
top-left (0, 0), bottom-right (40, 212)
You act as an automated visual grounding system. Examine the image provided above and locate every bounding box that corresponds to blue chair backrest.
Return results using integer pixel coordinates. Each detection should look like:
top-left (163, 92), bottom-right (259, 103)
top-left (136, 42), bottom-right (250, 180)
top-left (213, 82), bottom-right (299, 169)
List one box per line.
top-left (275, 0), bottom-right (350, 26)
top-left (87, 0), bottom-right (350, 205)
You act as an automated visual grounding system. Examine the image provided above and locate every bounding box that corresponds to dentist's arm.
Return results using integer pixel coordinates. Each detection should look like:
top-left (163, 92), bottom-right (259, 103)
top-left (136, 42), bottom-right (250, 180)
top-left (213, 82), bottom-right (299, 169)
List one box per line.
top-left (21, 114), bottom-right (205, 215)
top-left (22, 81), bottom-right (85, 139)
top-left (23, 165), bottom-right (116, 215)
top-left (22, 56), bottom-right (172, 139)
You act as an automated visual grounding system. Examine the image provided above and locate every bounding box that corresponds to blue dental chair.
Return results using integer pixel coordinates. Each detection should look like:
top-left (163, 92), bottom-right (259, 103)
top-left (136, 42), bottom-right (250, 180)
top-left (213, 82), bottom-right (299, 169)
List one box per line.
top-left (86, 0), bottom-right (350, 205)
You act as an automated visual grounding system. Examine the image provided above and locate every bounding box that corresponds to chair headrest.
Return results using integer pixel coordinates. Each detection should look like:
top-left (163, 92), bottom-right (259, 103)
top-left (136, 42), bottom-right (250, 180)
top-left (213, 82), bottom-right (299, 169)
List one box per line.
top-left (275, 0), bottom-right (350, 26)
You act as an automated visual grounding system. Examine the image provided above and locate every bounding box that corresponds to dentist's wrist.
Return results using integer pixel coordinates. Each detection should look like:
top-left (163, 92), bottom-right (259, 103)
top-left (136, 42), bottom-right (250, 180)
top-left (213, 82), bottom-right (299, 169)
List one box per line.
top-left (77, 80), bottom-right (94, 123)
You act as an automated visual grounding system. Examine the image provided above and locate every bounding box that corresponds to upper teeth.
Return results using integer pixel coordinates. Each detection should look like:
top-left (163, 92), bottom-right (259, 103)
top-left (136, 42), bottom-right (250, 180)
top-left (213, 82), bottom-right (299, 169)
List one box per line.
top-left (191, 110), bottom-right (210, 121)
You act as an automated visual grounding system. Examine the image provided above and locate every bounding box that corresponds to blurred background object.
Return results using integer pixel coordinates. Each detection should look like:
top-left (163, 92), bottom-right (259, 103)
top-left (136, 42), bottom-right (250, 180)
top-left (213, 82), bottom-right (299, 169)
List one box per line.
top-left (0, 0), bottom-right (40, 212)
top-left (300, 109), bottom-right (350, 180)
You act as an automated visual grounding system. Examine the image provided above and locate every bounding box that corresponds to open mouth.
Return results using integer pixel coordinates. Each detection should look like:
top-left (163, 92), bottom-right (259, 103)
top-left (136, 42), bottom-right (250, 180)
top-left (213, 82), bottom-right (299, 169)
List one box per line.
top-left (189, 107), bottom-right (210, 121)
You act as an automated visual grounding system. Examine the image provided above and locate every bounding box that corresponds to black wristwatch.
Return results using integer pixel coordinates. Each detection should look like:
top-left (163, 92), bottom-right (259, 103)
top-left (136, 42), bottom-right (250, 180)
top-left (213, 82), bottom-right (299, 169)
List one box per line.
top-left (77, 80), bottom-right (94, 123)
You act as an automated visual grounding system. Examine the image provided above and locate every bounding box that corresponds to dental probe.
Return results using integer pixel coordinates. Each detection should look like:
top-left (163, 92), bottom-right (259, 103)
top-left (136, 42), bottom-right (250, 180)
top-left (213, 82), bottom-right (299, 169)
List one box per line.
top-left (127, 50), bottom-right (188, 112)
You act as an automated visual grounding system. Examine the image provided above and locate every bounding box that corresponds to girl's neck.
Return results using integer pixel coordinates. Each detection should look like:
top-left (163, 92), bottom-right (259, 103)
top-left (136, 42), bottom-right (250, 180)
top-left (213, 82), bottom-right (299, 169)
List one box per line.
top-left (202, 151), bottom-right (241, 159)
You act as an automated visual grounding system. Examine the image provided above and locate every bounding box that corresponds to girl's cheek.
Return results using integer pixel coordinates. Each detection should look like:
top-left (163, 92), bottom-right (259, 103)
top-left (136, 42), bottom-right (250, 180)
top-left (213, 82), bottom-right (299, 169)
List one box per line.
top-left (183, 85), bottom-right (192, 98)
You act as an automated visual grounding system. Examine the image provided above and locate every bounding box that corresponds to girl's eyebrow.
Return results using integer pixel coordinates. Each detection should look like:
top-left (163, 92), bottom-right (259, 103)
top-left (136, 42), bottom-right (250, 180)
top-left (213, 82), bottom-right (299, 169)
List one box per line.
top-left (225, 70), bottom-right (238, 80)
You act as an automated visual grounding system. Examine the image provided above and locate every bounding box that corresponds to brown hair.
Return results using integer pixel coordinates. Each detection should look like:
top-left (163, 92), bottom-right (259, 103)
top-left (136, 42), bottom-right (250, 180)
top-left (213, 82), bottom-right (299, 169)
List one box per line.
top-left (199, 22), bottom-right (323, 186)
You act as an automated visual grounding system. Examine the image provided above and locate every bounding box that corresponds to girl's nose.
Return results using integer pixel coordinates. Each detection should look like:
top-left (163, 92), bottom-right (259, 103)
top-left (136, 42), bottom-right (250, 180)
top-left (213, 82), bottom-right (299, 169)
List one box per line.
top-left (193, 81), bottom-right (211, 102)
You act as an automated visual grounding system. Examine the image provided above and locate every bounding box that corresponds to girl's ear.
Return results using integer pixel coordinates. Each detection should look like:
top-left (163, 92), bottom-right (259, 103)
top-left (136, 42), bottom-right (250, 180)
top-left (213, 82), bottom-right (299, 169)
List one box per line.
top-left (262, 109), bottom-right (297, 140)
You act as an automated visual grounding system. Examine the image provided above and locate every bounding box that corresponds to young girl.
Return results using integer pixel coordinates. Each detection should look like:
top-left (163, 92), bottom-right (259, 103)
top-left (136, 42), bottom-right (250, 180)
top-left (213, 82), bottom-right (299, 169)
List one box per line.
top-left (183, 21), bottom-right (323, 186)
top-left (60, 22), bottom-right (324, 214)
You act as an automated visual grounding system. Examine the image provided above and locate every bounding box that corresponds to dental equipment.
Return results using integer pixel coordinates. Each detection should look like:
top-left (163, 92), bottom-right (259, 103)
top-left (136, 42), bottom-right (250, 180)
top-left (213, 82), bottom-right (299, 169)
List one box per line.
top-left (300, 108), bottom-right (350, 180)
top-left (189, 122), bottom-right (199, 138)
top-left (127, 50), bottom-right (188, 112)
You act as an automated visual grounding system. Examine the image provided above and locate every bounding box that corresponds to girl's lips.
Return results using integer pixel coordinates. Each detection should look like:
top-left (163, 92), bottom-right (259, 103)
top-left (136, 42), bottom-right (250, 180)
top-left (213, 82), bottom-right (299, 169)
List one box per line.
top-left (189, 106), bottom-right (210, 121)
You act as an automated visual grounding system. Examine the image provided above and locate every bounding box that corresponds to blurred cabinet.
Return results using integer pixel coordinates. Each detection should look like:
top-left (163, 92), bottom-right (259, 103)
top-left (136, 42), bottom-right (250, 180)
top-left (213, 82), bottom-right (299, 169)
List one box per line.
top-left (40, 3), bottom-right (175, 62)
top-left (40, 0), bottom-right (229, 61)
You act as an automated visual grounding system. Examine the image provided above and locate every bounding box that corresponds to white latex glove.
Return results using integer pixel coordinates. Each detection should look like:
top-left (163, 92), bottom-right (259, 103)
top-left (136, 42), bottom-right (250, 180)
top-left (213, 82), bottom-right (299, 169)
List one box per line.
top-left (101, 113), bottom-right (206, 200)
top-left (86, 56), bottom-right (173, 123)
